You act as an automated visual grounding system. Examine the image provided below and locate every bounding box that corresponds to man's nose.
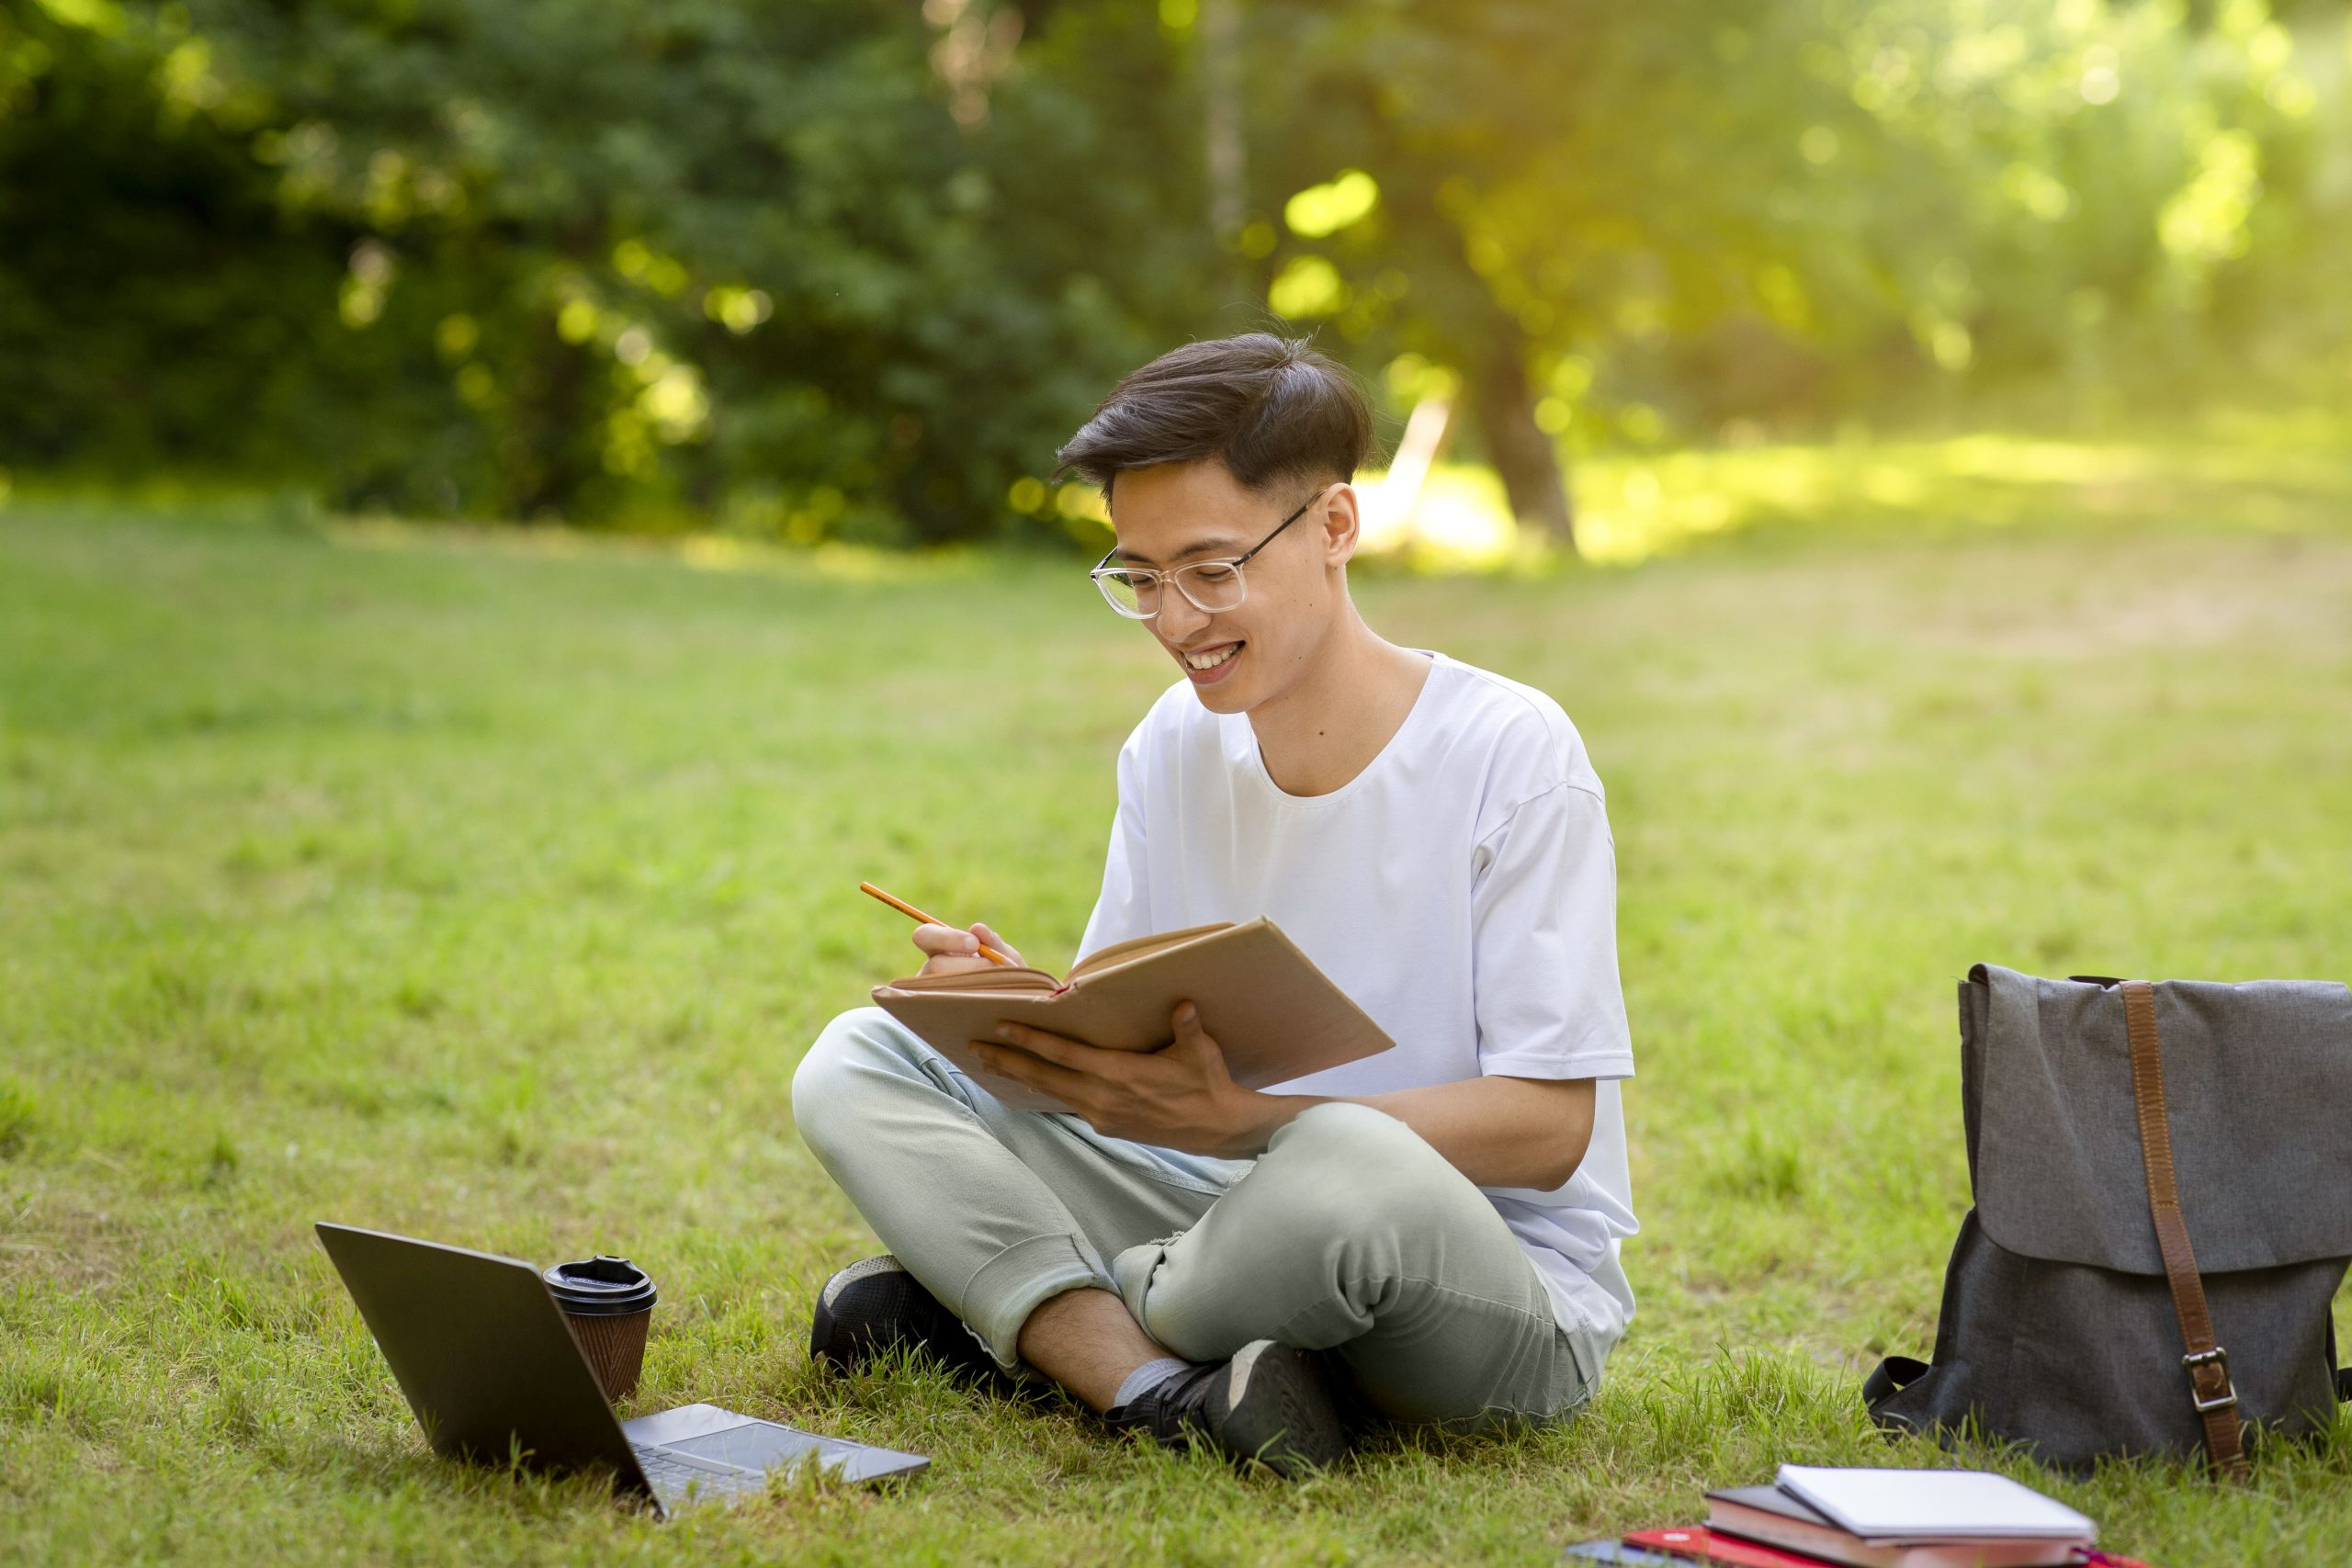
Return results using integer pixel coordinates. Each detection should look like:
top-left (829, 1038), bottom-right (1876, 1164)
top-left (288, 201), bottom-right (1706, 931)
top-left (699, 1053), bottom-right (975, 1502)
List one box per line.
top-left (1156, 590), bottom-right (1212, 641)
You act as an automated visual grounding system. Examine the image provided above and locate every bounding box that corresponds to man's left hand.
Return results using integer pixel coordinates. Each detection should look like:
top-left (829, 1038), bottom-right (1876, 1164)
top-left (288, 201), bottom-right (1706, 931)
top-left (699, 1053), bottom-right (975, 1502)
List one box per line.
top-left (970, 1002), bottom-right (1293, 1158)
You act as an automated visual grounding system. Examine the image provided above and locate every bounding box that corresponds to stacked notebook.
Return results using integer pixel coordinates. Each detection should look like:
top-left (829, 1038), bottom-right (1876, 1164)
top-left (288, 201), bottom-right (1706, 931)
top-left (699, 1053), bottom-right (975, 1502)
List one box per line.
top-left (1566, 1466), bottom-right (2138, 1568)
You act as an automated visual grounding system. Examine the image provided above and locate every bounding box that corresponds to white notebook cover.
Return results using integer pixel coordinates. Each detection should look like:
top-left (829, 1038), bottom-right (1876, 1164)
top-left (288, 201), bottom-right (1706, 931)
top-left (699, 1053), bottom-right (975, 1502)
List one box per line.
top-left (1773, 1466), bottom-right (2098, 1543)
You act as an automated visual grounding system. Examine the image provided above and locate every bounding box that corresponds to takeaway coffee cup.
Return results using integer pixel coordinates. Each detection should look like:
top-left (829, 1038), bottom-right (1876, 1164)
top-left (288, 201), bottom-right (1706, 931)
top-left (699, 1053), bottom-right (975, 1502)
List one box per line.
top-left (544, 1254), bottom-right (658, 1402)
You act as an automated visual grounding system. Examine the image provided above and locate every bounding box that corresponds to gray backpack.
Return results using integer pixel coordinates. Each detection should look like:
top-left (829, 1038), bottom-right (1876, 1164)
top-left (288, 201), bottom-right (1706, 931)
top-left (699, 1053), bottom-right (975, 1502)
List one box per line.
top-left (1865, 966), bottom-right (2352, 1475)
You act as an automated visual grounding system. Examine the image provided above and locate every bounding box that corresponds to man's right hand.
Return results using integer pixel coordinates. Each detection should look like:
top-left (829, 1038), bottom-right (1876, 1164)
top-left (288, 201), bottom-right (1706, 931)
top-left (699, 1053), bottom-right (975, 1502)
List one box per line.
top-left (912, 920), bottom-right (1024, 978)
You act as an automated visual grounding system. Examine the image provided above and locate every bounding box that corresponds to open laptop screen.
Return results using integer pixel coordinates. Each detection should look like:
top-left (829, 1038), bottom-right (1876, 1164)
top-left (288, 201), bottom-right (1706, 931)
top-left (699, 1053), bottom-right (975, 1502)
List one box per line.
top-left (316, 1223), bottom-right (649, 1490)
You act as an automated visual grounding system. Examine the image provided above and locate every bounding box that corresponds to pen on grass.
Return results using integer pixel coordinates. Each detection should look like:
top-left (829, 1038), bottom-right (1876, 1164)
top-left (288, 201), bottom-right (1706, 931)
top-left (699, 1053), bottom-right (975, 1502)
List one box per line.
top-left (859, 881), bottom-right (1013, 965)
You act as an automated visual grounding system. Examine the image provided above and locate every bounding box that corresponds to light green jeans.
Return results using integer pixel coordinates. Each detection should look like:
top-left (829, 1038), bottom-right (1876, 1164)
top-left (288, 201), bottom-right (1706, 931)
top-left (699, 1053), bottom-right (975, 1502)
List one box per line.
top-left (790, 1007), bottom-right (1606, 1430)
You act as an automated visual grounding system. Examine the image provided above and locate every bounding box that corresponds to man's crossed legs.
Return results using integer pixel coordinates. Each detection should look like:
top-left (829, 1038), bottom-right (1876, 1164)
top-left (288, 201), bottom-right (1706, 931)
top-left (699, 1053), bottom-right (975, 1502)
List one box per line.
top-left (791, 1007), bottom-right (1605, 1472)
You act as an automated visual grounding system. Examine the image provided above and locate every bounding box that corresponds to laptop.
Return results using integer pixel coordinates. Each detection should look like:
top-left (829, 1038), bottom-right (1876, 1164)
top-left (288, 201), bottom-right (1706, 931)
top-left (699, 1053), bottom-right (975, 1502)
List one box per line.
top-left (315, 1223), bottom-right (929, 1515)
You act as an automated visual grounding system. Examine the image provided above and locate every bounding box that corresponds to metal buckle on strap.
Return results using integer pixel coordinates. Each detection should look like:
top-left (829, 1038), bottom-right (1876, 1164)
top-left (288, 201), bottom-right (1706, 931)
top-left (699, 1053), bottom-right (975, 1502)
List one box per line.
top-left (2184, 1347), bottom-right (2239, 1413)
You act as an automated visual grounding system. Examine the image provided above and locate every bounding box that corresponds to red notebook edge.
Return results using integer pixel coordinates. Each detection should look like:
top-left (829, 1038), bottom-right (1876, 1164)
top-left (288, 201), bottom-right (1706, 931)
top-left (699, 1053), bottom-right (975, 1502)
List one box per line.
top-left (1624, 1527), bottom-right (1848, 1568)
top-left (1616, 1528), bottom-right (2149, 1568)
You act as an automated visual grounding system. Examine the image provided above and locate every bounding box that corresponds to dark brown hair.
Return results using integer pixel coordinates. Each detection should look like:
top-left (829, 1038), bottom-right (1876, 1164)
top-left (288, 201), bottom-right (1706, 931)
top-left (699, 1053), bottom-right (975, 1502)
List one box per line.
top-left (1054, 333), bottom-right (1376, 502)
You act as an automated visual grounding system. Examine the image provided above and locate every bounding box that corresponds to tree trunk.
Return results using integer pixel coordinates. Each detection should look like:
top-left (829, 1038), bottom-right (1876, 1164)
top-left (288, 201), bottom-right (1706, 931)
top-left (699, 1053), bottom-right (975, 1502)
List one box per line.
top-left (511, 316), bottom-right (594, 522)
top-left (1200, 0), bottom-right (1247, 299)
top-left (1469, 338), bottom-right (1575, 547)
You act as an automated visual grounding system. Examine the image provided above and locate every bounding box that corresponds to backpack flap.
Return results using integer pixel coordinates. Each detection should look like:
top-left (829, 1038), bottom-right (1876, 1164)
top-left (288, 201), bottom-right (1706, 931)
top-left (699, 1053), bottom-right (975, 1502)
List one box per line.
top-left (1961, 965), bottom-right (2352, 1274)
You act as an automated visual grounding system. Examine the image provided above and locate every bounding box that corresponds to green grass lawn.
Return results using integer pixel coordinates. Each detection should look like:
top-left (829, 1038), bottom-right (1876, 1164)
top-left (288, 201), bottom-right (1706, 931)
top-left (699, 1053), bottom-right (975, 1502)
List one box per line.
top-left (4, 452), bottom-right (2350, 1565)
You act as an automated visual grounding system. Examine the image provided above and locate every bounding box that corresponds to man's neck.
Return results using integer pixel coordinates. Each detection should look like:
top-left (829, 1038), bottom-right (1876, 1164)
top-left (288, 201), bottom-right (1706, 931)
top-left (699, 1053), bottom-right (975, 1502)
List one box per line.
top-left (1245, 616), bottom-right (1432, 798)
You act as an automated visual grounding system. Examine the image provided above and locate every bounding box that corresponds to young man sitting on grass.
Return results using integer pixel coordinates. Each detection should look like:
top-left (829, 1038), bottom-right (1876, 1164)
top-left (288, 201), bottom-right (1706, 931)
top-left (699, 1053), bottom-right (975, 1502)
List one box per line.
top-left (790, 333), bottom-right (1636, 1476)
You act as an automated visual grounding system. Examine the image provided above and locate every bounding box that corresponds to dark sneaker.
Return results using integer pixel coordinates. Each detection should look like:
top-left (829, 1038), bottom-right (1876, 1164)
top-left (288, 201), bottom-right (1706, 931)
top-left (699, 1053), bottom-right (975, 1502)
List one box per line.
top-left (1102, 1339), bottom-right (1348, 1478)
top-left (809, 1255), bottom-right (1008, 1388)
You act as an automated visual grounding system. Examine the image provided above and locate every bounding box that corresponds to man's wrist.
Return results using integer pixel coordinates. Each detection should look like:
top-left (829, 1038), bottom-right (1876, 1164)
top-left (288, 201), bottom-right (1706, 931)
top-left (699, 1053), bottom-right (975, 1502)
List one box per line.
top-left (1219, 1090), bottom-right (1323, 1157)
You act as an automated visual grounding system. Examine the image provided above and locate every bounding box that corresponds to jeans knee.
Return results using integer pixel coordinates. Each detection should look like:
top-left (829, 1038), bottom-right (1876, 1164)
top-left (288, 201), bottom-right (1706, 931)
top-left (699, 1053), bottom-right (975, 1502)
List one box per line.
top-left (1273, 1101), bottom-right (1443, 1179)
top-left (790, 1006), bottom-right (913, 1159)
top-left (1261, 1102), bottom-right (1467, 1237)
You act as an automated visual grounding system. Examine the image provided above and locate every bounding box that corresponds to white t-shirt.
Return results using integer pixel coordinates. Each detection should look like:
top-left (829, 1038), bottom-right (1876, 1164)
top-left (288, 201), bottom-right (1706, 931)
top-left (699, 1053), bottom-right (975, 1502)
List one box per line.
top-left (1077, 649), bottom-right (1638, 1345)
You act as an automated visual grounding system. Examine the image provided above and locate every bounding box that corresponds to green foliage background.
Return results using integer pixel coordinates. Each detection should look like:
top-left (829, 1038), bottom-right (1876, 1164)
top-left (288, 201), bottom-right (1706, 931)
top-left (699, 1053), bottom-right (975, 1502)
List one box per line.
top-left (3, 0), bottom-right (2348, 539)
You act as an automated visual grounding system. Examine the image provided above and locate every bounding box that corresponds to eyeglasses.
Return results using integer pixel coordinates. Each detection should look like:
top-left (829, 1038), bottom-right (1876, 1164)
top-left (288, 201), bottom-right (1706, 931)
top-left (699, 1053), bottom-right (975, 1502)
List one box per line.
top-left (1089, 484), bottom-right (1331, 620)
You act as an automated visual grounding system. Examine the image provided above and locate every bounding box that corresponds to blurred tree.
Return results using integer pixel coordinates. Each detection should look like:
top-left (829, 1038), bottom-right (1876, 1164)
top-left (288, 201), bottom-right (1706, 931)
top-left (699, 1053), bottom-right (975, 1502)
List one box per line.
top-left (141, 0), bottom-right (1197, 537)
top-left (1, 0), bottom-right (2343, 539)
top-left (0, 0), bottom-right (1214, 536)
top-left (0, 2), bottom-right (356, 476)
top-left (1204, 0), bottom-right (1833, 544)
top-left (1227, 0), bottom-right (2345, 538)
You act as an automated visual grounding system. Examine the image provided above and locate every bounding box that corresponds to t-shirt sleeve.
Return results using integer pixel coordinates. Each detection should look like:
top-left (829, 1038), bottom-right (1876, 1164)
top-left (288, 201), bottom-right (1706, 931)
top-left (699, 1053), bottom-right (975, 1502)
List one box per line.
top-left (1469, 782), bottom-right (1635, 1081)
top-left (1075, 727), bottom-right (1151, 964)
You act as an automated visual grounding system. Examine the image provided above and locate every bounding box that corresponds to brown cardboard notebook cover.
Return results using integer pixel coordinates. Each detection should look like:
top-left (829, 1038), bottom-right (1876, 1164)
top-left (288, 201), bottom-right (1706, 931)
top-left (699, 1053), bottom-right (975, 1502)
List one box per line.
top-left (869, 918), bottom-right (1395, 1113)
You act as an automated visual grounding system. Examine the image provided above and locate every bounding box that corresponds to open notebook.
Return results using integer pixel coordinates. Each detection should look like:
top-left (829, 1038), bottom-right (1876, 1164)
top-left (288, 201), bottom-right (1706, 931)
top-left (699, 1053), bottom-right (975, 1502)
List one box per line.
top-left (870, 919), bottom-right (1395, 1113)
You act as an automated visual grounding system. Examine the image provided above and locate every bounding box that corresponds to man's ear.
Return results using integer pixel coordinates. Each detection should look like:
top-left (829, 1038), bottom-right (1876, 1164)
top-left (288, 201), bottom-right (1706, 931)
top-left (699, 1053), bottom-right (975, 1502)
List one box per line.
top-left (1318, 483), bottom-right (1362, 568)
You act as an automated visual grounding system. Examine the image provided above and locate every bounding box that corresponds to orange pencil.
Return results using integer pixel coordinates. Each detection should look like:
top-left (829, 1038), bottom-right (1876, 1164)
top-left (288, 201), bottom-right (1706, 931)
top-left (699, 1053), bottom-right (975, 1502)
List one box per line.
top-left (859, 881), bottom-right (1013, 965)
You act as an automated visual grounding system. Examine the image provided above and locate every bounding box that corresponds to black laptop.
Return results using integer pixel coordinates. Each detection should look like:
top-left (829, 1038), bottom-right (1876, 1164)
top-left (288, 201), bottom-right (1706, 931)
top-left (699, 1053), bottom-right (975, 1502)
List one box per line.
top-left (315, 1223), bottom-right (928, 1515)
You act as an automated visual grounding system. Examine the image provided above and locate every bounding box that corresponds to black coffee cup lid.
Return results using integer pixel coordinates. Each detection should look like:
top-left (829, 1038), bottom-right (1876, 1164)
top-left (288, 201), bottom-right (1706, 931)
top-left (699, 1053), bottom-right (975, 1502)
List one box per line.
top-left (543, 1255), bottom-right (658, 1315)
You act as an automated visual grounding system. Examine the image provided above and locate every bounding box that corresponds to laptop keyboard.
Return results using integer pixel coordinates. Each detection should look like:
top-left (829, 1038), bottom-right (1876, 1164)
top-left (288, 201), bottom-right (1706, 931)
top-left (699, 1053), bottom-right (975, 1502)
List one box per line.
top-left (631, 1443), bottom-right (768, 1509)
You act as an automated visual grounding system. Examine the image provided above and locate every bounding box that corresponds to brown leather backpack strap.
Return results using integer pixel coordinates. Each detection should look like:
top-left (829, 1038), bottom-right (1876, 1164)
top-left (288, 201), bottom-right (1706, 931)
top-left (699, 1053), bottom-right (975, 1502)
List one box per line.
top-left (2120, 979), bottom-right (2249, 1479)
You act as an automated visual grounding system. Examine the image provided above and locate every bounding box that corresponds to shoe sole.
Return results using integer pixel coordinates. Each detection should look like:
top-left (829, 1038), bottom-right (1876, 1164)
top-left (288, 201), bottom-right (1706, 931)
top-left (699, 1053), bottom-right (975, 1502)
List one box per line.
top-left (1210, 1341), bottom-right (1346, 1478)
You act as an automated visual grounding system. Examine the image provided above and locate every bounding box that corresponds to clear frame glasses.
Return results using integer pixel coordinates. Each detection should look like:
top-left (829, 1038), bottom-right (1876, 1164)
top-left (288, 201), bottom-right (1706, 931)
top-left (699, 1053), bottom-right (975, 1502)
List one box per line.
top-left (1088, 484), bottom-right (1330, 620)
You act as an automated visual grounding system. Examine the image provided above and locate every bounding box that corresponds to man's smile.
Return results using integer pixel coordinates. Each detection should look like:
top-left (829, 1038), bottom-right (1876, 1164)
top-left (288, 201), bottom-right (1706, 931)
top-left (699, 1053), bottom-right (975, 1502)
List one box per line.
top-left (1176, 639), bottom-right (1245, 682)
